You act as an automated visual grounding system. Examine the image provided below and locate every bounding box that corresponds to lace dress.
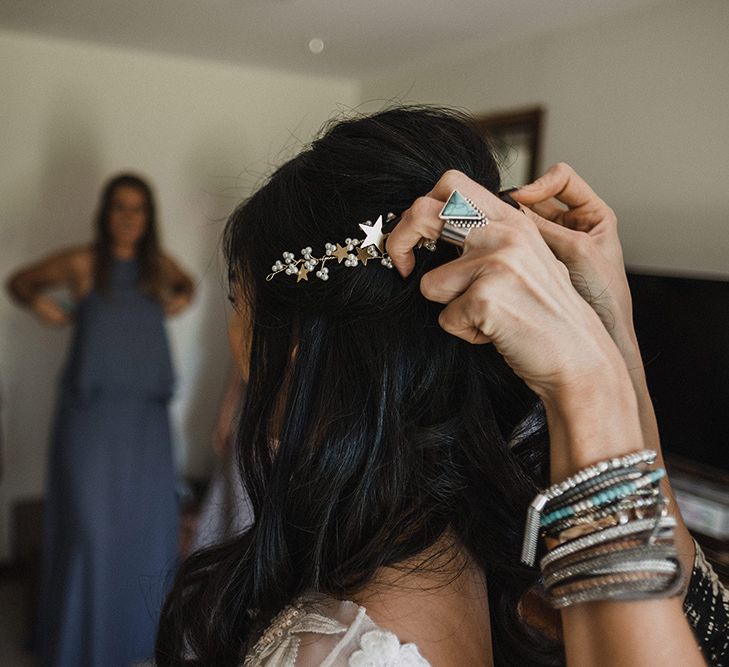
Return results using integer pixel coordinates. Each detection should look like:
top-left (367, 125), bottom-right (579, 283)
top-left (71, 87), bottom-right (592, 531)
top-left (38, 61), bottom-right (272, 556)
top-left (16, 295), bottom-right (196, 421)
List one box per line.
top-left (242, 541), bottom-right (728, 666)
top-left (242, 596), bottom-right (430, 667)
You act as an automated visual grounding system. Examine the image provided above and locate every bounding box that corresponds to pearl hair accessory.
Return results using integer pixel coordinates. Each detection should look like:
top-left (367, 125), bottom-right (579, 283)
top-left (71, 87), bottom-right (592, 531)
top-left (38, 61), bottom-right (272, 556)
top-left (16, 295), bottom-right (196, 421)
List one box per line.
top-left (266, 212), bottom-right (435, 283)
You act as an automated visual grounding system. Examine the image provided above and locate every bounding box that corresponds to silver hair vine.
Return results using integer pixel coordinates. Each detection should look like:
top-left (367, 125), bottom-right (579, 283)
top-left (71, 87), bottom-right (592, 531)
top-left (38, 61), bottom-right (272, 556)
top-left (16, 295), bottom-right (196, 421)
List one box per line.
top-left (266, 212), bottom-right (437, 283)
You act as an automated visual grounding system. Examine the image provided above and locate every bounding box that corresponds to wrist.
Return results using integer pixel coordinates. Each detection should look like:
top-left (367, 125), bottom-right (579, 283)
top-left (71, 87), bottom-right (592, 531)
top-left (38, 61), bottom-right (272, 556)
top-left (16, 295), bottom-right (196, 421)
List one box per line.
top-left (542, 365), bottom-right (645, 482)
top-left (609, 318), bottom-right (645, 370)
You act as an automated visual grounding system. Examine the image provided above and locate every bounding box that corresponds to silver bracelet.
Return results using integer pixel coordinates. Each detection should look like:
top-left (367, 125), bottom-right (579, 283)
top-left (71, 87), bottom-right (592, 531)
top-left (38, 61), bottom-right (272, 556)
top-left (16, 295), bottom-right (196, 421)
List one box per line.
top-left (549, 571), bottom-right (683, 608)
top-left (541, 533), bottom-right (674, 572)
top-left (546, 467), bottom-right (643, 512)
top-left (542, 542), bottom-right (679, 580)
top-left (521, 450), bottom-right (657, 565)
top-left (539, 515), bottom-right (677, 570)
top-left (544, 491), bottom-right (659, 538)
top-left (544, 553), bottom-right (678, 589)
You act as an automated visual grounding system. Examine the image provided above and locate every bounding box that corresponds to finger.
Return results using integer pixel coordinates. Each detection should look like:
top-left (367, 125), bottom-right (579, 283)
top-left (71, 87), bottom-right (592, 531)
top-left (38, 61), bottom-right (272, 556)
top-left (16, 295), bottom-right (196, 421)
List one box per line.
top-left (521, 206), bottom-right (587, 263)
top-left (388, 170), bottom-right (520, 278)
top-left (529, 199), bottom-right (614, 240)
top-left (437, 287), bottom-right (492, 345)
top-left (386, 195), bottom-right (444, 278)
top-left (511, 162), bottom-right (607, 215)
top-left (529, 199), bottom-right (568, 226)
top-left (530, 199), bottom-right (606, 234)
top-left (420, 254), bottom-right (483, 305)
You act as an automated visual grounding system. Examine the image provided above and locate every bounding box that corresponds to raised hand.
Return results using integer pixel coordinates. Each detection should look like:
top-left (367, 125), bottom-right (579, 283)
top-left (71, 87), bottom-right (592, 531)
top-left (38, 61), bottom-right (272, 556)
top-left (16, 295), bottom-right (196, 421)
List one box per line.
top-left (386, 169), bottom-right (626, 402)
top-left (510, 163), bottom-right (637, 360)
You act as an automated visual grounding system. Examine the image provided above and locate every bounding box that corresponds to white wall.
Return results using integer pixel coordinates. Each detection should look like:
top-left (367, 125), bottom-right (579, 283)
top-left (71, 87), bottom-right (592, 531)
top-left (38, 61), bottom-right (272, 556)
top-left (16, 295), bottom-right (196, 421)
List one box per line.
top-left (361, 0), bottom-right (729, 277)
top-left (0, 30), bottom-right (359, 559)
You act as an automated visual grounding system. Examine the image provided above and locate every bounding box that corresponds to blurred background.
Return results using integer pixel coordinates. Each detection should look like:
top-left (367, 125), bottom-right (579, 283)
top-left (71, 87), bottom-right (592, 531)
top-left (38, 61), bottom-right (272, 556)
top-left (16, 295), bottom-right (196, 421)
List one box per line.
top-left (1, 0), bottom-right (728, 664)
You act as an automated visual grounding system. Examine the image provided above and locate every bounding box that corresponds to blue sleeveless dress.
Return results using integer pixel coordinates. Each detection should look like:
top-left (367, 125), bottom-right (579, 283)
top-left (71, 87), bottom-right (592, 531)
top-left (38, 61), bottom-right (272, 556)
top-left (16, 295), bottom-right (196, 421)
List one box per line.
top-left (38, 258), bottom-right (179, 667)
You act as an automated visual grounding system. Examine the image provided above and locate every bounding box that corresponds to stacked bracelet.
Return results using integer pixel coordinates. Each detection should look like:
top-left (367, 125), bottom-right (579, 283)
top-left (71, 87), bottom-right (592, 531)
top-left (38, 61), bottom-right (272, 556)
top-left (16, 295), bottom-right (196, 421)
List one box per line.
top-left (521, 449), bottom-right (657, 566)
top-left (522, 450), bottom-right (684, 609)
top-left (540, 469), bottom-right (665, 527)
top-left (549, 571), bottom-right (682, 608)
top-left (545, 492), bottom-right (659, 540)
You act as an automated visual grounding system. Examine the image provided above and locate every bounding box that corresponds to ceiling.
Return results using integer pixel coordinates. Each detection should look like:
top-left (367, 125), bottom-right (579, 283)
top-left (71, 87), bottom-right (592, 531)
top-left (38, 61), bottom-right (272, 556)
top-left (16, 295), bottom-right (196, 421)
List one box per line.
top-left (0, 0), bottom-right (667, 78)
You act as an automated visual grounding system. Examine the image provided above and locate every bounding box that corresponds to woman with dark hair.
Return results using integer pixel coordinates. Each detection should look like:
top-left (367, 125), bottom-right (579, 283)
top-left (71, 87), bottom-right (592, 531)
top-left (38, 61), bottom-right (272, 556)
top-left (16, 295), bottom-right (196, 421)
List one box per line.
top-left (157, 108), bottom-right (726, 666)
top-left (7, 173), bottom-right (194, 666)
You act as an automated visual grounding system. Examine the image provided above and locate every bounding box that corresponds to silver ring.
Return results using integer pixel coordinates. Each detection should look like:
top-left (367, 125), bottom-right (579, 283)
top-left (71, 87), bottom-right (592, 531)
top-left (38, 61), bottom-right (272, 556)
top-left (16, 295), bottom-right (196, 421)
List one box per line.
top-left (438, 190), bottom-right (489, 247)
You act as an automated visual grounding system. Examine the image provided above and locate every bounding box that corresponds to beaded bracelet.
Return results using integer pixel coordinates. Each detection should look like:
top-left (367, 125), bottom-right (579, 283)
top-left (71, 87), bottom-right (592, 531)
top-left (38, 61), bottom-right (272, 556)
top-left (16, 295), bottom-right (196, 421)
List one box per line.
top-left (539, 515), bottom-right (677, 570)
top-left (523, 450), bottom-right (686, 608)
top-left (545, 467), bottom-right (642, 512)
top-left (544, 490), bottom-right (660, 539)
top-left (521, 450), bottom-right (657, 565)
top-left (540, 469), bottom-right (666, 531)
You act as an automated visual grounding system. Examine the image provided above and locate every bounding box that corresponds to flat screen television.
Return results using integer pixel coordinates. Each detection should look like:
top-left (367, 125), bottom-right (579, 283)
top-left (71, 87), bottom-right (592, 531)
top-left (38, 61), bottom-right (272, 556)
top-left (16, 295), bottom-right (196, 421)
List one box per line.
top-left (627, 271), bottom-right (729, 473)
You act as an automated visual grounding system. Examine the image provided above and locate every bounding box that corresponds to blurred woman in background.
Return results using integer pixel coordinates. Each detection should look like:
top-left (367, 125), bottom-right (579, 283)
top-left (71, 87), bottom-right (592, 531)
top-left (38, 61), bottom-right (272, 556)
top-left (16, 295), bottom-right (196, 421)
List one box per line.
top-left (7, 173), bottom-right (194, 667)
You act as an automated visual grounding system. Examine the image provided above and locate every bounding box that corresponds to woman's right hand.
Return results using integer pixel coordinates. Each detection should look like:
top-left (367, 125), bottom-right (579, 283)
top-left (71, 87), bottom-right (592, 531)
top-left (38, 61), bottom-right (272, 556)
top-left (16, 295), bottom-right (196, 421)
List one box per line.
top-left (387, 170), bottom-right (626, 402)
top-left (32, 295), bottom-right (70, 327)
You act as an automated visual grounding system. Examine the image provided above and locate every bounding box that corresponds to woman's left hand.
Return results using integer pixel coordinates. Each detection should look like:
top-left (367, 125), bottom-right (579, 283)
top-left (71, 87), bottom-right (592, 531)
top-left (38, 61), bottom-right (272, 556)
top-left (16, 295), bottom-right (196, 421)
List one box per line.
top-left (509, 163), bottom-right (640, 364)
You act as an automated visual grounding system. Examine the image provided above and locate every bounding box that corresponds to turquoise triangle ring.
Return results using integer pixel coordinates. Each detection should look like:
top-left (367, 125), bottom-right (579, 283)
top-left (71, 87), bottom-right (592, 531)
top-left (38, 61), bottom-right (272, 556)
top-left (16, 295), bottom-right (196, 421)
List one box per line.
top-left (438, 190), bottom-right (488, 247)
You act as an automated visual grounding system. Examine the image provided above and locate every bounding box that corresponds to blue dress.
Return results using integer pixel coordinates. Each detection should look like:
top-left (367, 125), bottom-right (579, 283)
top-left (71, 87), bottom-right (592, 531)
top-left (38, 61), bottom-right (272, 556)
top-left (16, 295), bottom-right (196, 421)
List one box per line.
top-left (38, 258), bottom-right (179, 667)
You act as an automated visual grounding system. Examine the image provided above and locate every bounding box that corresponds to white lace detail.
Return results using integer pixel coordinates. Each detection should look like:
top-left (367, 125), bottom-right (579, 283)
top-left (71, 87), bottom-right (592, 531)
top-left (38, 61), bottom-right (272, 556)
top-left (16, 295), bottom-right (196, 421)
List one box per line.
top-left (243, 600), bottom-right (348, 666)
top-left (348, 630), bottom-right (430, 667)
top-left (241, 597), bottom-right (431, 666)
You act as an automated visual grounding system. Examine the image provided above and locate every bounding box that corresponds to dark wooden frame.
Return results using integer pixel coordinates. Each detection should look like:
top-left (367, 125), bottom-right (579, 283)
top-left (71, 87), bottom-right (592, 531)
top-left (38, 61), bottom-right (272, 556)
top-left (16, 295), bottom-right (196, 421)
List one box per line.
top-left (473, 107), bottom-right (544, 183)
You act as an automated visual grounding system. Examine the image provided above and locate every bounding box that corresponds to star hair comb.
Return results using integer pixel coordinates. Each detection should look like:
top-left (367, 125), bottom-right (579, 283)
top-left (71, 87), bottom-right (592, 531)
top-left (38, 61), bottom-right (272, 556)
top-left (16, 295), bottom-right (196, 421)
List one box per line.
top-left (267, 212), bottom-right (432, 283)
top-left (266, 190), bottom-right (520, 283)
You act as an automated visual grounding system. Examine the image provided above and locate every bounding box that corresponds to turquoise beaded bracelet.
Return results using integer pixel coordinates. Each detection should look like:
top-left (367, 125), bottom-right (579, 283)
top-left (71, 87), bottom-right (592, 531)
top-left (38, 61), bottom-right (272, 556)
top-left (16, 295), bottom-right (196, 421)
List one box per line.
top-left (540, 469), bottom-right (666, 528)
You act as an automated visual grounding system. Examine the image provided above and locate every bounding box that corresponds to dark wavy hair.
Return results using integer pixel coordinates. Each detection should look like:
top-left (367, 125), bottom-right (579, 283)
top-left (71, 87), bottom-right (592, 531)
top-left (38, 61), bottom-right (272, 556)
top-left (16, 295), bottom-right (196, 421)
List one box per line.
top-left (93, 172), bottom-right (163, 299)
top-left (156, 106), bottom-right (563, 666)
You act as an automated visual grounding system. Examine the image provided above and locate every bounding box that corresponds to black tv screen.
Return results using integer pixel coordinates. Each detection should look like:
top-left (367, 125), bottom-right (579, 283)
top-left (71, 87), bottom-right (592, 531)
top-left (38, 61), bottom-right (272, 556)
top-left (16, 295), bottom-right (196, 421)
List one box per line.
top-left (627, 271), bottom-right (729, 473)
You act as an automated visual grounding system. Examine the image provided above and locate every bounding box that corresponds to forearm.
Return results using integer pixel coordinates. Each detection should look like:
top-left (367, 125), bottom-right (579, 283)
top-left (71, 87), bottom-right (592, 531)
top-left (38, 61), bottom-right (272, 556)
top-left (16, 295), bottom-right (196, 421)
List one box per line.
top-left (561, 598), bottom-right (704, 667)
top-left (543, 368), bottom-right (705, 666)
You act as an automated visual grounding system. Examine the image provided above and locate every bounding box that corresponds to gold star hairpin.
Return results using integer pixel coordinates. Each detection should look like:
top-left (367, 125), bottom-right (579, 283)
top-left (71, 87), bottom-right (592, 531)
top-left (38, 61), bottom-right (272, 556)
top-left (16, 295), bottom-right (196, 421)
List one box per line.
top-left (267, 212), bottom-right (421, 283)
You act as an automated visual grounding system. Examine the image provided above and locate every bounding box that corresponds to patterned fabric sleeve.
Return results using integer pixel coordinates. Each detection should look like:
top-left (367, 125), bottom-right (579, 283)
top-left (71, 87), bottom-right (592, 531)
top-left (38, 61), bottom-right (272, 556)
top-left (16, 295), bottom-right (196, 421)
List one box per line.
top-left (683, 540), bottom-right (729, 666)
